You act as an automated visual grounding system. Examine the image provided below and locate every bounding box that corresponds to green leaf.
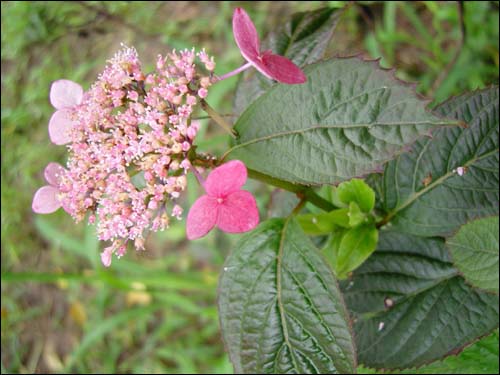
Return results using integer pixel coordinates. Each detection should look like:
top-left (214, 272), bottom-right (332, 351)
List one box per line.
top-left (218, 218), bottom-right (356, 374)
top-left (336, 224), bottom-right (379, 279)
top-left (233, 7), bottom-right (343, 115)
top-left (297, 208), bottom-right (350, 235)
top-left (348, 202), bottom-right (366, 227)
top-left (362, 330), bottom-right (500, 374)
top-left (381, 87), bottom-right (499, 236)
top-left (341, 231), bottom-right (499, 370)
top-left (447, 216), bottom-right (499, 294)
top-left (226, 58), bottom-right (453, 185)
top-left (322, 229), bottom-right (347, 270)
top-left (335, 179), bottom-right (376, 213)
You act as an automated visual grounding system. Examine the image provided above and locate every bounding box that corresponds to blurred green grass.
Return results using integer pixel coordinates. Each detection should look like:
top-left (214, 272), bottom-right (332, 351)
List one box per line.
top-left (1, 1), bottom-right (498, 373)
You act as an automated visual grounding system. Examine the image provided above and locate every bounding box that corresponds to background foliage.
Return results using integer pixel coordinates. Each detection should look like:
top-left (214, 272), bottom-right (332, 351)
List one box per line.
top-left (1, 1), bottom-right (498, 373)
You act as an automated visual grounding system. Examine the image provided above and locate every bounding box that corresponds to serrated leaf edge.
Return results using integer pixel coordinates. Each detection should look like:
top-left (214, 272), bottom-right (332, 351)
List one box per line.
top-left (445, 215), bottom-right (500, 296)
top-left (224, 55), bottom-right (459, 186)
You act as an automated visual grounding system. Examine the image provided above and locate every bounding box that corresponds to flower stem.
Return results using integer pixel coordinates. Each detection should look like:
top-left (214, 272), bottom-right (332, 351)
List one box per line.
top-left (215, 62), bottom-right (253, 81)
top-left (189, 163), bottom-right (206, 190)
top-left (192, 114), bottom-right (236, 120)
top-left (246, 168), bottom-right (336, 212)
top-left (200, 100), bottom-right (238, 138)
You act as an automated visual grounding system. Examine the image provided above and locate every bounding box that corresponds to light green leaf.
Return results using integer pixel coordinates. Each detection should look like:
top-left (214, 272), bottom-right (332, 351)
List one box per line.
top-left (322, 229), bottom-right (347, 270)
top-left (342, 231), bottom-right (499, 370)
top-left (234, 7), bottom-right (343, 115)
top-left (226, 58), bottom-right (453, 185)
top-left (336, 224), bottom-right (378, 279)
top-left (218, 218), bottom-right (356, 374)
top-left (381, 87), bottom-right (499, 236)
top-left (447, 216), bottom-right (499, 294)
top-left (348, 202), bottom-right (367, 227)
top-left (335, 179), bottom-right (376, 213)
top-left (297, 208), bottom-right (350, 235)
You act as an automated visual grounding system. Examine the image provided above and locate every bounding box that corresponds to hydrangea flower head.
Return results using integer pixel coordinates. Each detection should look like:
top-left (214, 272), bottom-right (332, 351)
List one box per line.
top-left (34, 45), bottom-right (216, 266)
top-left (232, 7), bottom-right (306, 84)
top-left (186, 160), bottom-right (259, 240)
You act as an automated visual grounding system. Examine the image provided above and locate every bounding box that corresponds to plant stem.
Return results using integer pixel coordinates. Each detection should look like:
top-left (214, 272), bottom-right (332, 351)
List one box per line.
top-left (215, 62), bottom-right (253, 81)
top-left (200, 100), bottom-right (238, 138)
top-left (192, 114), bottom-right (236, 120)
top-left (291, 198), bottom-right (307, 216)
top-left (189, 163), bottom-right (206, 190)
top-left (247, 168), bottom-right (336, 212)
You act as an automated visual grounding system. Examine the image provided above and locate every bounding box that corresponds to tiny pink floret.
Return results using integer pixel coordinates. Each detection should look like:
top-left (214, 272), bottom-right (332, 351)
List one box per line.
top-left (35, 46), bottom-right (217, 266)
top-left (186, 160), bottom-right (259, 240)
top-left (232, 8), bottom-right (306, 84)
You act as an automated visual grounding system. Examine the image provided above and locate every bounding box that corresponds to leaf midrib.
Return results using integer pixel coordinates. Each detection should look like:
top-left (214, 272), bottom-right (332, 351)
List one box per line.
top-left (224, 120), bottom-right (452, 161)
top-left (276, 216), bottom-right (299, 371)
top-left (384, 147), bottom-right (499, 224)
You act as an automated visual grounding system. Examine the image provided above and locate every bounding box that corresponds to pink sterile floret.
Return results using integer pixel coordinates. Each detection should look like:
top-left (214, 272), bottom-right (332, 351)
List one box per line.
top-left (48, 79), bottom-right (84, 145)
top-left (32, 162), bottom-right (67, 214)
top-left (186, 160), bottom-right (259, 240)
top-left (232, 7), bottom-right (306, 84)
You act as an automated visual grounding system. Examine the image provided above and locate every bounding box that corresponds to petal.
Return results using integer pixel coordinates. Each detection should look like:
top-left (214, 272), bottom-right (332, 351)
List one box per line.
top-left (217, 190), bottom-right (259, 234)
top-left (44, 162), bottom-right (65, 186)
top-left (186, 195), bottom-right (219, 240)
top-left (50, 79), bottom-right (83, 109)
top-left (32, 186), bottom-right (61, 214)
top-left (205, 160), bottom-right (247, 197)
top-left (233, 7), bottom-right (260, 63)
top-left (101, 248), bottom-right (113, 267)
top-left (48, 109), bottom-right (74, 145)
top-left (259, 53), bottom-right (307, 84)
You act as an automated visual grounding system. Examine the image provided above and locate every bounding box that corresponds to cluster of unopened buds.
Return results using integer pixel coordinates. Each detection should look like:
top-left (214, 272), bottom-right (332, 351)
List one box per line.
top-left (32, 8), bottom-right (306, 266)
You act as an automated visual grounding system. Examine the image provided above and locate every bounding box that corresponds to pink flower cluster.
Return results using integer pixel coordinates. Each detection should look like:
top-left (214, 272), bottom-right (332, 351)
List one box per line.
top-left (33, 46), bottom-right (216, 266)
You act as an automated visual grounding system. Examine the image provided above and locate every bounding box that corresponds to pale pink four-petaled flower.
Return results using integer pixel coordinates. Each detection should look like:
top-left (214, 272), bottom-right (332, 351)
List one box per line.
top-left (32, 162), bottom-right (67, 214)
top-left (232, 7), bottom-right (306, 84)
top-left (186, 160), bottom-right (259, 240)
top-left (48, 79), bottom-right (83, 145)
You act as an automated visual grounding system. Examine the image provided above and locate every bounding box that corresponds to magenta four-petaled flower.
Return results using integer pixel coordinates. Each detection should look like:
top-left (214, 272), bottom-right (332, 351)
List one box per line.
top-left (232, 7), bottom-right (307, 84)
top-left (186, 160), bottom-right (259, 240)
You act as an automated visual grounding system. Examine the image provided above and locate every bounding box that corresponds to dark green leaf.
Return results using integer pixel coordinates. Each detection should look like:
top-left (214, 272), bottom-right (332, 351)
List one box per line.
top-left (218, 218), bottom-right (356, 374)
top-left (363, 330), bottom-right (500, 374)
top-left (233, 7), bottom-right (343, 115)
top-left (342, 231), bottom-right (499, 370)
top-left (447, 216), bottom-right (499, 294)
top-left (381, 87), bottom-right (499, 236)
top-left (336, 224), bottom-right (378, 279)
top-left (226, 58), bottom-right (453, 185)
